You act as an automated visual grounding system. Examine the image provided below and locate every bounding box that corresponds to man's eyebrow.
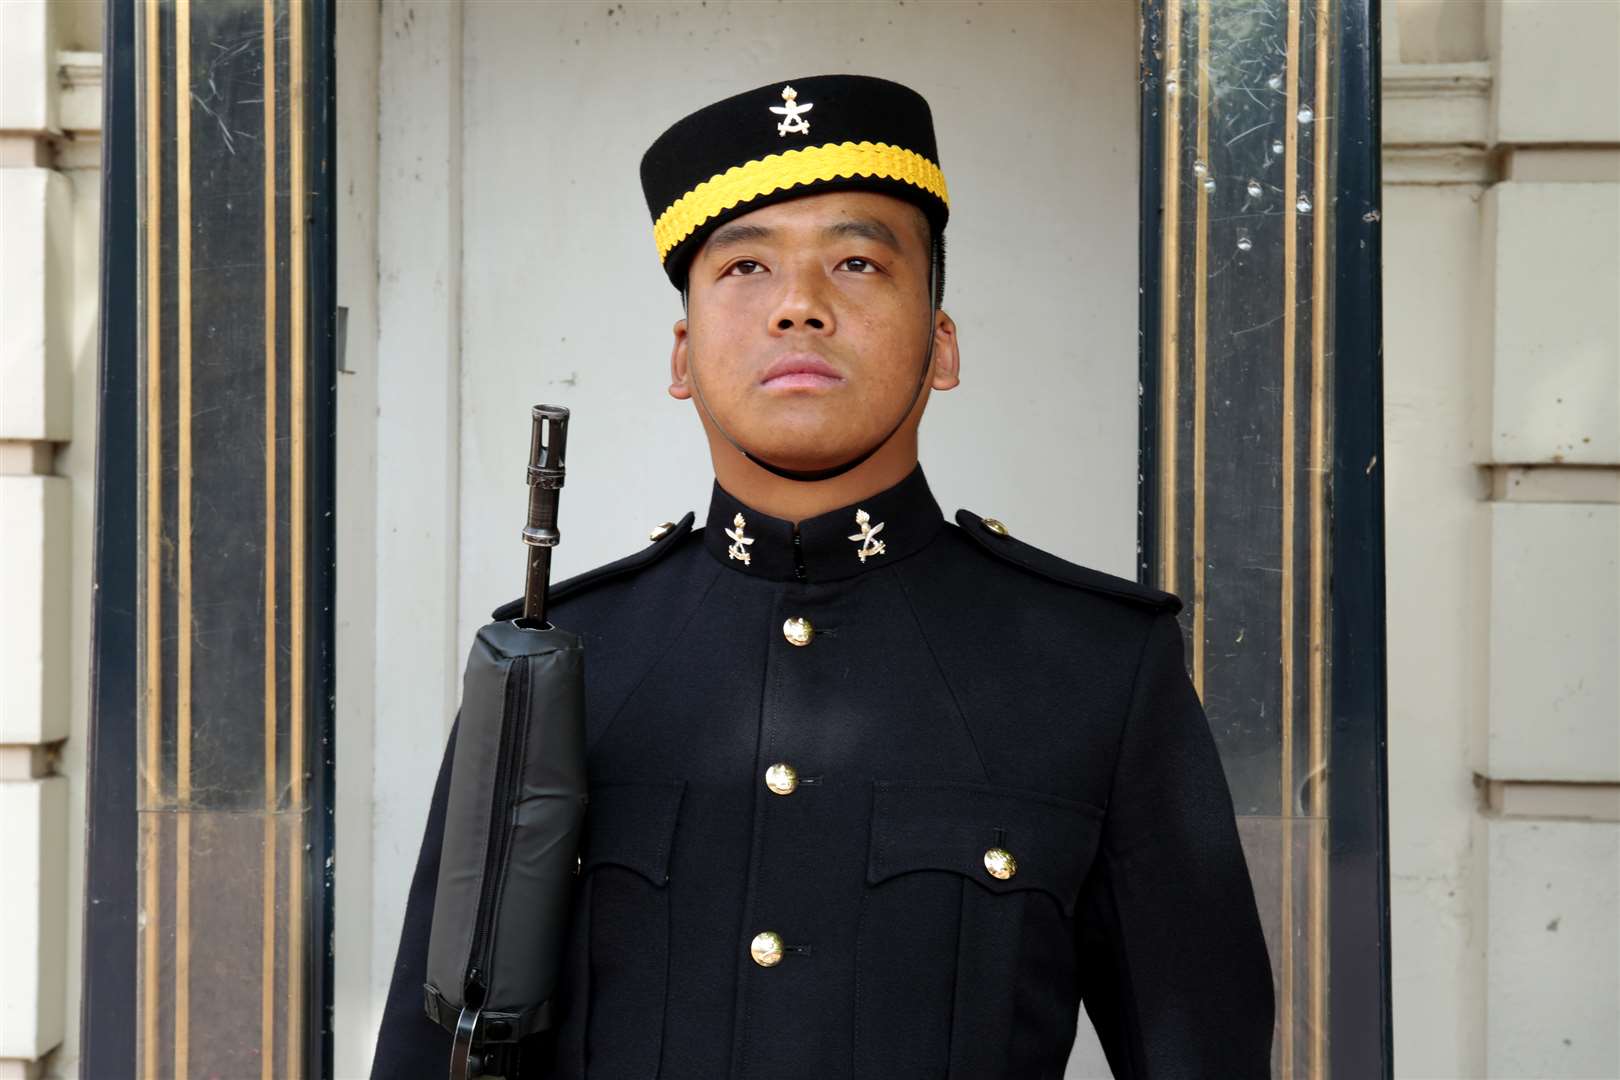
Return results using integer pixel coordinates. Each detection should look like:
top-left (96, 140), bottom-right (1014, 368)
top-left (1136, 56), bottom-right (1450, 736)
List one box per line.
top-left (823, 218), bottom-right (902, 249)
top-left (705, 222), bottom-right (773, 252)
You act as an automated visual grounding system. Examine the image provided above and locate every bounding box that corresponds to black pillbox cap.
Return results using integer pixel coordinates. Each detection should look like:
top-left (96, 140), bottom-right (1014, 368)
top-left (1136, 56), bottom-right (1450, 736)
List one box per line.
top-left (640, 74), bottom-right (950, 289)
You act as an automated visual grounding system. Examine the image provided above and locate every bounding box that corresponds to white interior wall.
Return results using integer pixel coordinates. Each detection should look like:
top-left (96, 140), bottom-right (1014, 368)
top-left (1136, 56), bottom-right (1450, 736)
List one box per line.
top-left (332, 2), bottom-right (382, 1078)
top-left (354, 1), bottom-right (1140, 1074)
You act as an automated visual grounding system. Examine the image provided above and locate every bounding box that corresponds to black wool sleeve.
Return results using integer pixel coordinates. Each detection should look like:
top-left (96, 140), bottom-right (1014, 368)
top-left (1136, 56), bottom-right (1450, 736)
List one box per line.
top-left (1074, 613), bottom-right (1276, 1079)
top-left (369, 717), bottom-right (458, 1079)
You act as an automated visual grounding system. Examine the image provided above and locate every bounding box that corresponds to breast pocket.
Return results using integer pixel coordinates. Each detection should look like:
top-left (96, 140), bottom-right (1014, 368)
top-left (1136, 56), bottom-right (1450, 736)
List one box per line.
top-left (559, 779), bottom-right (685, 1079)
top-left (855, 780), bottom-right (1103, 1080)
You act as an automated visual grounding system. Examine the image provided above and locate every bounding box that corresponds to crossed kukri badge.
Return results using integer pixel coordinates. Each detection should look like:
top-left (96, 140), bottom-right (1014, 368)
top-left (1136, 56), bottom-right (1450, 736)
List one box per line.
top-left (770, 85), bottom-right (813, 137)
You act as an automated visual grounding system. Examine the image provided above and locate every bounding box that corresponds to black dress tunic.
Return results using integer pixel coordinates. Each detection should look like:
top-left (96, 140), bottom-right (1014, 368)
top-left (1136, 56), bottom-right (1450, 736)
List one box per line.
top-left (372, 463), bottom-right (1274, 1080)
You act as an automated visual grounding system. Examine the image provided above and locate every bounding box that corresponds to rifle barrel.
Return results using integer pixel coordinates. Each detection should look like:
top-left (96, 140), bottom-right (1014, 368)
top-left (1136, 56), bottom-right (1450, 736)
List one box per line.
top-left (521, 405), bottom-right (569, 623)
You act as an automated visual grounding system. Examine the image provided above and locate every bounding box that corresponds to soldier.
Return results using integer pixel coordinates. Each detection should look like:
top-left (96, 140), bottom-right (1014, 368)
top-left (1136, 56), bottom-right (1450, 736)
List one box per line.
top-left (373, 75), bottom-right (1274, 1079)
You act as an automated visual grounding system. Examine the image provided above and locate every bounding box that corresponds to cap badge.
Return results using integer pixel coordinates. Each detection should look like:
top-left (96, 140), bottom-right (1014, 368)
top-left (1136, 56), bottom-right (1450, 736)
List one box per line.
top-left (725, 512), bottom-right (755, 566)
top-left (847, 508), bottom-right (887, 564)
top-left (769, 84), bottom-right (814, 138)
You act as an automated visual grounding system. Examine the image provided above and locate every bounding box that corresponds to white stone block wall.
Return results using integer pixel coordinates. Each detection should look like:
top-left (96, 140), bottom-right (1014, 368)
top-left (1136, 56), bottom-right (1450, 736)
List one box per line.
top-left (0, 2), bottom-right (102, 1076)
top-left (0, 477), bottom-right (70, 747)
top-left (0, 169), bottom-right (72, 443)
top-left (1481, 182), bottom-right (1620, 467)
top-left (1386, 1), bottom-right (1620, 1078)
top-left (1486, 821), bottom-right (1620, 1077)
top-left (1489, 0), bottom-right (1620, 145)
top-left (0, 777), bottom-right (68, 1065)
top-left (1487, 503), bottom-right (1620, 783)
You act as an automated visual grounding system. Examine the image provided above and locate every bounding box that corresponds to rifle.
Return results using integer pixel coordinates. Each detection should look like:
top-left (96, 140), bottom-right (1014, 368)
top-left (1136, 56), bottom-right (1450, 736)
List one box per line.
top-left (423, 405), bottom-right (588, 1079)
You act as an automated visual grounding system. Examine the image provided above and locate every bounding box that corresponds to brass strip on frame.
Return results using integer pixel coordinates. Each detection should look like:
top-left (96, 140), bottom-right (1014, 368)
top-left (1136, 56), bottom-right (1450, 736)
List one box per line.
top-left (1158, 0), bottom-right (1183, 599)
top-left (174, 0), bottom-right (194, 1074)
top-left (1280, 0), bottom-right (1303, 1073)
top-left (1191, 0), bottom-right (1211, 698)
top-left (140, 1), bottom-right (162, 1075)
top-left (1308, 0), bottom-right (1333, 1070)
top-left (261, 0), bottom-right (279, 1076)
top-left (287, 0), bottom-right (307, 1072)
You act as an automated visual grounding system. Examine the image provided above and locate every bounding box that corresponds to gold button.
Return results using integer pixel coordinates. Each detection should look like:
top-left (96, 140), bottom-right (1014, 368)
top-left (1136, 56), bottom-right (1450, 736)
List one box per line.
top-left (983, 847), bottom-right (1018, 880)
top-left (982, 517), bottom-right (1009, 536)
top-left (765, 763), bottom-right (799, 795)
top-left (750, 930), bottom-right (785, 967)
top-left (648, 521), bottom-right (676, 541)
top-left (782, 616), bottom-right (814, 647)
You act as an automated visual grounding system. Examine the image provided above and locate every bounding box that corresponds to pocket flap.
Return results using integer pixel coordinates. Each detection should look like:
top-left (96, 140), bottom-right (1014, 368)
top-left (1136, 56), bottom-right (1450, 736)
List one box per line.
top-left (580, 780), bottom-right (686, 887)
top-left (867, 781), bottom-right (1102, 914)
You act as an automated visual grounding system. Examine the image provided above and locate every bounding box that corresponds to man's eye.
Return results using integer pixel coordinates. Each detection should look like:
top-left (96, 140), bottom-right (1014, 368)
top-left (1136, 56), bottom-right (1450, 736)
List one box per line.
top-left (840, 257), bottom-right (878, 273)
top-left (726, 260), bottom-right (764, 276)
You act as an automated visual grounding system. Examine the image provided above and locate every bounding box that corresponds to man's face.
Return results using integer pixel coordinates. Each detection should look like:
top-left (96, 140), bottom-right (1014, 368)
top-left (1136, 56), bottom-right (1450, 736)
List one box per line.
top-left (670, 190), bottom-right (958, 474)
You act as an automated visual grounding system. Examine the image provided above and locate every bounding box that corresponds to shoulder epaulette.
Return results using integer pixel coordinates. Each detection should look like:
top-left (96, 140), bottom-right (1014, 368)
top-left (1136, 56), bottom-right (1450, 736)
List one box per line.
top-left (953, 509), bottom-right (1182, 614)
top-left (489, 511), bottom-right (695, 621)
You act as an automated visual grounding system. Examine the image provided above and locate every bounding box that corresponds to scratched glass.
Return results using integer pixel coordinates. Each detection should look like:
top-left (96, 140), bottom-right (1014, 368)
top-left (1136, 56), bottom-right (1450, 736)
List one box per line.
top-left (1152, 0), bottom-right (1339, 1075)
top-left (134, 0), bottom-right (317, 1076)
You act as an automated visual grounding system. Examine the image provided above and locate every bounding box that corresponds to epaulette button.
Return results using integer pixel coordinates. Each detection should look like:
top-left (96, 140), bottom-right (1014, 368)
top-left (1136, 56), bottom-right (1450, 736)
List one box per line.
top-left (982, 517), bottom-right (1010, 537)
top-left (648, 521), bottom-right (677, 542)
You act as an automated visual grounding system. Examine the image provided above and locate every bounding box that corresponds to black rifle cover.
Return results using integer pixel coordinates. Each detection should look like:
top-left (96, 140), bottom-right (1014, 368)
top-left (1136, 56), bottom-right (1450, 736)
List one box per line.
top-left (424, 619), bottom-right (588, 1048)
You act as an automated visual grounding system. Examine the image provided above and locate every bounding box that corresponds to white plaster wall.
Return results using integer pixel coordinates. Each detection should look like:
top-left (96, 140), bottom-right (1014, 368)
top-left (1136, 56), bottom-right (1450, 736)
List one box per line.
top-left (332, 2), bottom-right (383, 1078)
top-left (1382, 180), bottom-right (1491, 1080)
top-left (363, 8), bottom-right (472, 1071)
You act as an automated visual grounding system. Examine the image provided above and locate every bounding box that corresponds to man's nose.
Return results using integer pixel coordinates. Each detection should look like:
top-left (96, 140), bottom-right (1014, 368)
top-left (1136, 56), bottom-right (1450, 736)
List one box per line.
top-left (768, 267), bottom-right (833, 334)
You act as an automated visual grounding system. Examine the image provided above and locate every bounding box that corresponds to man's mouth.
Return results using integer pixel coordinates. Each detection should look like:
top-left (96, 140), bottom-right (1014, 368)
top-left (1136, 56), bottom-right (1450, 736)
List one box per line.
top-left (759, 354), bottom-right (845, 389)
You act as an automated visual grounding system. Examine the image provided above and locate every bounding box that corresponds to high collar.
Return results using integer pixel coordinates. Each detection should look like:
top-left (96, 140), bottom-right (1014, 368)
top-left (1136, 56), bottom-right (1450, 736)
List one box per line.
top-left (702, 463), bottom-right (944, 583)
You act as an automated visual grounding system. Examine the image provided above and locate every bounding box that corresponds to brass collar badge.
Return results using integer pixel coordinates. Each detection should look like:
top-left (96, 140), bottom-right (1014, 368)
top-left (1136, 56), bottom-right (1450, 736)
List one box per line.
top-left (848, 508), bottom-right (887, 564)
top-left (726, 512), bottom-right (755, 565)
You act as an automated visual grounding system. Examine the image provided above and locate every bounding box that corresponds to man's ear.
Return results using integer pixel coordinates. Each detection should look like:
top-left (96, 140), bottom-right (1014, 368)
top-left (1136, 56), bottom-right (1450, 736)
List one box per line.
top-left (929, 310), bottom-right (960, 391)
top-left (669, 319), bottom-right (693, 400)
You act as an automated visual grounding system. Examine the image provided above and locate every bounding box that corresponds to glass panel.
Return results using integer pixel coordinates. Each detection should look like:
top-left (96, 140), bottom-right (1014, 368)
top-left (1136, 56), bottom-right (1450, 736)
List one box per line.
top-left (134, 0), bottom-right (316, 1074)
top-left (1154, 0), bottom-right (1338, 1074)
top-left (135, 810), bottom-right (307, 1078)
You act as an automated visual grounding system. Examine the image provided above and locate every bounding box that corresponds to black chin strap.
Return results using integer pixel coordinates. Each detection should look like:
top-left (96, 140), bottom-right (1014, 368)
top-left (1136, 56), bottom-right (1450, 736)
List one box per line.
top-left (683, 259), bottom-right (938, 483)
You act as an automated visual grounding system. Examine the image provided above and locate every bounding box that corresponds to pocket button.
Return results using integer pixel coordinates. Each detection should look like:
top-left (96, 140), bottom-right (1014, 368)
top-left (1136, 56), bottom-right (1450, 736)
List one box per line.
top-left (983, 847), bottom-right (1018, 881)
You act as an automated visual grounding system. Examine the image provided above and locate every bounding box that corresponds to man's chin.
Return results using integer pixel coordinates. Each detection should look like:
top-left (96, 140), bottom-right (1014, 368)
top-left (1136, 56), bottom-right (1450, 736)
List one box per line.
top-left (740, 433), bottom-right (872, 475)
